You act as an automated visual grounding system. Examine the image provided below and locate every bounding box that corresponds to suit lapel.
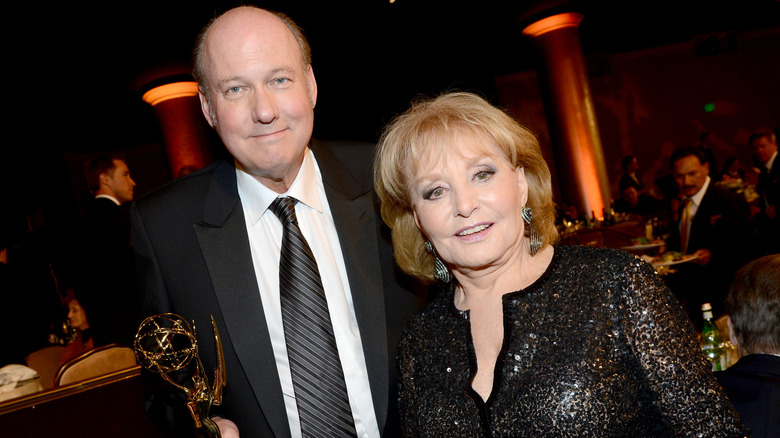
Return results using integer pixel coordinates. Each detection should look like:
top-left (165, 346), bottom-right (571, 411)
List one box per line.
top-left (194, 161), bottom-right (291, 438)
top-left (311, 141), bottom-right (391, 429)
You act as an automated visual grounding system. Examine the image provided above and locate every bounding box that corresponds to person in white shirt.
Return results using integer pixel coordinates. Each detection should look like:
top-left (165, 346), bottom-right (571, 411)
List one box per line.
top-left (666, 146), bottom-right (758, 330)
top-left (749, 128), bottom-right (779, 254)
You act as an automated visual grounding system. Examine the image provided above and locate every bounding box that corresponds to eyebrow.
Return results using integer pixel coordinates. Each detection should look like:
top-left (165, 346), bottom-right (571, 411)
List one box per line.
top-left (215, 66), bottom-right (299, 90)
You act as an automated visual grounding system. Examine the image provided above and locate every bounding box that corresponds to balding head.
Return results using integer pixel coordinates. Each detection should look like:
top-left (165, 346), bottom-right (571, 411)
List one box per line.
top-left (194, 7), bottom-right (312, 102)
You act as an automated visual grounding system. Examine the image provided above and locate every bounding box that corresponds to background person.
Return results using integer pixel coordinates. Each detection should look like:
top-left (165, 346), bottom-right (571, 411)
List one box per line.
top-left (57, 293), bottom-right (94, 368)
top-left (665, 146), bottom-right (759, 329)
top-left (73, 153), bottom-right (139, 347)
top-left (131, 6), bottom-right (424, 437)
top-left (716, 254), bottom-right (780, 438)
top-left (748, 128), bottom-right (779, 254)
top-left (374, 92), bottom-right (747, 436)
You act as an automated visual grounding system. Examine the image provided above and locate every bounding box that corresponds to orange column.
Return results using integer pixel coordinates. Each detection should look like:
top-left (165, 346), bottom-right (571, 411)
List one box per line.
top-left (142, 81), bottom-right (215, 179)
top-left (523, 13), bottom-right (609, 220)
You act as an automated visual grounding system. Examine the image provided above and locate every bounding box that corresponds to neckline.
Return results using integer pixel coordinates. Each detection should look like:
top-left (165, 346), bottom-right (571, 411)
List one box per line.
top-left (446, 245), bottom-right (562, 318)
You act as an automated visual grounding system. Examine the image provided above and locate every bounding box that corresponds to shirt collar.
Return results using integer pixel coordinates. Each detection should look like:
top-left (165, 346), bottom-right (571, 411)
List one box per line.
top-left (236, 148), bottom-right (323, 225)
top-left (688, 176), bottom-right (711, 207)
top-left (766, 150), bottom-right (777, 172)
top-left (95, 194), bottom-right (121, 205)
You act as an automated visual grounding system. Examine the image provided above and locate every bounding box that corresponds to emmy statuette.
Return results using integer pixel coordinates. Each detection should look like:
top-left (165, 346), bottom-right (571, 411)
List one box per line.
top-left (134, 313), bottom-right (226, 438)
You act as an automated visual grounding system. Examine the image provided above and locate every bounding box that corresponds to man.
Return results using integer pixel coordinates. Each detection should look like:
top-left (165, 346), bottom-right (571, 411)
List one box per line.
top-left (131, 7), bottom-right (424, 437)
top-left (665, 146), bottom-right (758, 330)
top-left (613, 185), bottom-right (662, 218)
top-left (85, 154), bottom-right (135, 206)
top-left (618, 155), bottom-right (646, 194)
top-left (74, 154), bottom-right (138, 347)
top-left (749, 128), bottom-right (779, 254)
top-left (716, 254), bottom-right (780, 438)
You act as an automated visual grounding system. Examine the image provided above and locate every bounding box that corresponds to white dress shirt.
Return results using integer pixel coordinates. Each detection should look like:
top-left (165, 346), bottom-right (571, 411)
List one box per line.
top-left (680, 176), bottom-right (711, 249)
top-left (95, 193), bottom-right (121, 205)
top-left (236, 148), bottom-right (379, 438)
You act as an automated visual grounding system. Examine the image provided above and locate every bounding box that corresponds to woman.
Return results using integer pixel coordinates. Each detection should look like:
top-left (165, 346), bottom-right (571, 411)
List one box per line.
top-left (58, 295), bottom-right (94, 368)
top-left (374, 92), bottom-right (747, 436)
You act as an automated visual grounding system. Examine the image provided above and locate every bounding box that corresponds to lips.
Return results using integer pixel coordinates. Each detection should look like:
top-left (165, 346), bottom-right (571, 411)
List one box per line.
top-left (457, 224), bottom-right (491, 236)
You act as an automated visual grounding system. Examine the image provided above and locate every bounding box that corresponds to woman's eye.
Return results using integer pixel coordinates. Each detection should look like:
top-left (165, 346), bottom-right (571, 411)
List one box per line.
top-left (475, 170), bottom-right (495, 181)
top-left (423, 187), bottom-right (445, 200)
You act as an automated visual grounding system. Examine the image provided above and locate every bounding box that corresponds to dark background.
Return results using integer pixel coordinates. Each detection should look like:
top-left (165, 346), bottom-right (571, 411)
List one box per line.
top-left (3, 0), bottom-right (778, 242)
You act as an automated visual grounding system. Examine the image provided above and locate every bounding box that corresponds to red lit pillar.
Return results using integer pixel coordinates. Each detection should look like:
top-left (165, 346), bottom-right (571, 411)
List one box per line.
top-left (142, 81), bottom-right (215, 179)
top-left (523, 13), bottom-right (609, 220)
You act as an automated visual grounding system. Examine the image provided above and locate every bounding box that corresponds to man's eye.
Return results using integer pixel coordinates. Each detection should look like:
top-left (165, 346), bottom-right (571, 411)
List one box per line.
top-left (273, 77), bottom-right (290, 85)
top-left (226, 86), bottom-right (242, 94)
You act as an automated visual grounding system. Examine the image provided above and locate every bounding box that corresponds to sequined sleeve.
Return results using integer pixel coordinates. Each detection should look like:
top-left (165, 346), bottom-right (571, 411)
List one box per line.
top-left (397, 320), bottom-right (421, 437)
top-left (617, 252), bottom-right (748, 437)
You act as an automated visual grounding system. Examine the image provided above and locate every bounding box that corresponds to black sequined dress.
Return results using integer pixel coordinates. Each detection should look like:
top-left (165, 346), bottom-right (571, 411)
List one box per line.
top-left (398, 245), bottom-right (748, 437)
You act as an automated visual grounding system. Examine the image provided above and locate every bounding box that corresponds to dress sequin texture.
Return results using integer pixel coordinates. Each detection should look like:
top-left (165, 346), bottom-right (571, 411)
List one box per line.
top-left (397, 245), bottom-right (748, 437)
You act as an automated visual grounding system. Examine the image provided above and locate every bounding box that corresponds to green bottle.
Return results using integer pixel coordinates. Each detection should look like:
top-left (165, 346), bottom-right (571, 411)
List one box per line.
top-left (700, 303), bottom-right (726, 371)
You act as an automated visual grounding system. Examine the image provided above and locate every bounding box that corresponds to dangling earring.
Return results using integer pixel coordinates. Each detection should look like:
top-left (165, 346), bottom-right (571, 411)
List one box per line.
top-left (425, 241), bottom-right (451, 284)
top-left (522, 206), bottom-right (542, 256)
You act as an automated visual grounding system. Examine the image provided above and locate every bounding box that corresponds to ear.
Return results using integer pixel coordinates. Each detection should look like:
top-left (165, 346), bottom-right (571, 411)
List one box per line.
top-left (516, 166), bottom-right (529, 206)
top-left (412, 206), bottom-right (421, 230)
top-left (99, 172), bottom-right (111, 186)
top-left (306, 65), bottom-right (318, 108)
top-left (726, 316), bottom-right (739, 348)
top-left (199, 91), bottom-right (216, 128)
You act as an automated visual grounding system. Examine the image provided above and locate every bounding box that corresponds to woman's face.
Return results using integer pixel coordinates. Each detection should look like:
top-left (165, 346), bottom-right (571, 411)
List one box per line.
top-left (410, 133), bottom-right (528, 275)
top-left (67, 300), bottom-right (89, 331)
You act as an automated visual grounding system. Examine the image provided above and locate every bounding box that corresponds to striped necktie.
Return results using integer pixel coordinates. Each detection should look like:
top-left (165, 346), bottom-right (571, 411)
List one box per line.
top-left (269, 197), bottom-right (357, 437)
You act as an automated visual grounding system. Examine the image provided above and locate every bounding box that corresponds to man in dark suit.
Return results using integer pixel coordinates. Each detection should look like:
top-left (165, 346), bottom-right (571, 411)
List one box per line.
top-left (75, 154), bottom-right (138, 347)
top-left (131, 6), bottom-right (424, 437)
top-left (665, 146), bottom-right (758, 330)
top-left (716, 254), bottom-right (780, 438)
top-left (749, 128), bottom-right (779, 254)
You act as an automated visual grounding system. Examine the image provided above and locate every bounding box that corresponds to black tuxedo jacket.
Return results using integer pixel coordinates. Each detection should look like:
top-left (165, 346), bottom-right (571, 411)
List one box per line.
top-left (75, 197), bottom-right (138, 346)
top-left (130, 140), bottom-right (425, 437)
top-left (715, 354), bottom-right (780, 438)
top-left (757, 159), bottom-right (780, 210)
top-left (666, 185), bottom-right (758, 324)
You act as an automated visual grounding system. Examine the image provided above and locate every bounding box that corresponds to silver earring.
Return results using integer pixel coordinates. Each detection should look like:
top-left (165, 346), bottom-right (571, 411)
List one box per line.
top-left (522, 206), bottom-right (542, 256)
top-left (425, 241), bottom-right (451, 284)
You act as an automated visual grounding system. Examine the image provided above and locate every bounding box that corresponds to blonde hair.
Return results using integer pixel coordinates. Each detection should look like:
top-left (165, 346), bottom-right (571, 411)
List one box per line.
top-left (374, 92), bottom-right (557, 282)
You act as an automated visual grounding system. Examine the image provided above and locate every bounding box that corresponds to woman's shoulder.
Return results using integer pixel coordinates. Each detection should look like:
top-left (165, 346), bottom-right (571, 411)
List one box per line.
top-left (403, 285), bottom-right (460, 332)
top-left (554, 244), bottom-right (645, 269)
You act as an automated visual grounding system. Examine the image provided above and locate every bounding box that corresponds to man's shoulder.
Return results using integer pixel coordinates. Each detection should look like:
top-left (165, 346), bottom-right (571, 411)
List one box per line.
top-left (311, 139), bottom-right (377, 188)
top-left (134, 160), bottom-right (235, 214)
top-left (703, 184), bottom-right (747, 210)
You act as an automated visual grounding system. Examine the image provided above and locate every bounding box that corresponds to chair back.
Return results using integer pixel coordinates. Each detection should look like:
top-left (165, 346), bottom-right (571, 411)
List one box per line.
top-left (25, 345), bottom-right (66, 390)
top-left (53, 344), bottom-right (137, 387)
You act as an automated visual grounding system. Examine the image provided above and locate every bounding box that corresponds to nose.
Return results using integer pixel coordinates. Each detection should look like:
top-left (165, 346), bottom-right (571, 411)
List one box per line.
top-left (453, 186), bottom-right (478, 218)
top-left (252, 87), bottom-right (279, 124)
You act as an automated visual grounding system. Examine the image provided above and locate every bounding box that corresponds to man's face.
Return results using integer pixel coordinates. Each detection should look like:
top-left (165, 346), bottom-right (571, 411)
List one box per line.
top-left (622, 186), bottom-right (639, 206)
top-left (628, 158), bottom-right (639, 173)
top-left (752, 136), bottom-right (778, 165)
top-left (104, 159), bottom-right (135, 204)
top-left (199, 8), bottom-right (317, 193)
top-left (673, 155), bottom-right (709, 198)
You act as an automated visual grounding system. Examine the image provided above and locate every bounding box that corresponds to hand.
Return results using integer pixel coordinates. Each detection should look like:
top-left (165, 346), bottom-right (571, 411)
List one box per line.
top-left (213, 417), bottom-right (240, 438)
top-left (692, 249), bottom-right (711, 265)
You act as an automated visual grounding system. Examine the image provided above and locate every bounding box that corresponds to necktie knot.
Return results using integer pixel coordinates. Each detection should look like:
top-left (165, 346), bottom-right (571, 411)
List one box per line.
top-left (270, 197), bottom-right (298, 224)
